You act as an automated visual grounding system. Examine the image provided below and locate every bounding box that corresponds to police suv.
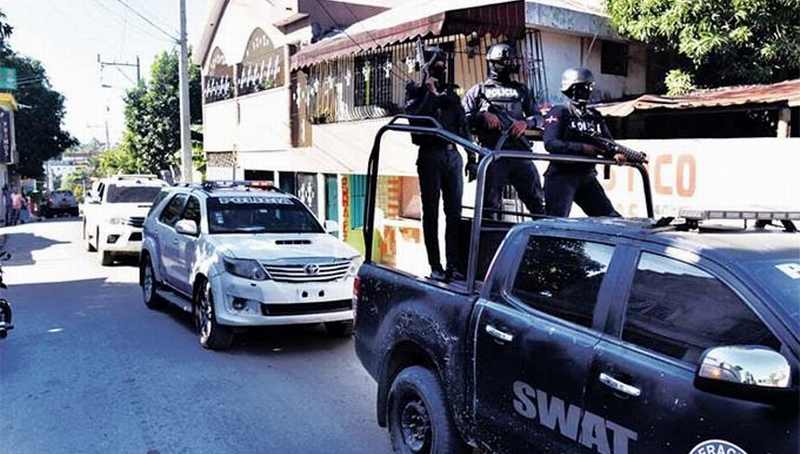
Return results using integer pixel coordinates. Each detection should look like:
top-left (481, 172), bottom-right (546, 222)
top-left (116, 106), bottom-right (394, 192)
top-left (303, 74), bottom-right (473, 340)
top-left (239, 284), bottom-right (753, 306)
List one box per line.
top-left (140, 181), bottom-right (361, 350)
top-left (354, 208), bottom-right (799, 454)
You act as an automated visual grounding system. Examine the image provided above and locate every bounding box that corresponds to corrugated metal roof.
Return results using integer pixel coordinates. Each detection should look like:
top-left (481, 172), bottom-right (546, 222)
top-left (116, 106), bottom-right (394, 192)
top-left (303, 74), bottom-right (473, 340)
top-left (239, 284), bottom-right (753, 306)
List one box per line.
top-left (595, 79), bottom-right (800, 117)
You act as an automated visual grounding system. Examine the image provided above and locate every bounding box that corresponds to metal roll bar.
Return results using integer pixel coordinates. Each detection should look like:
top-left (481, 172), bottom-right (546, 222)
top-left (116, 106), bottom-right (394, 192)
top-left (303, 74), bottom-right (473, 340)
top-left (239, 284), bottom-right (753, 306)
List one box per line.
top-left (364, 115), bottom-right (655, 292)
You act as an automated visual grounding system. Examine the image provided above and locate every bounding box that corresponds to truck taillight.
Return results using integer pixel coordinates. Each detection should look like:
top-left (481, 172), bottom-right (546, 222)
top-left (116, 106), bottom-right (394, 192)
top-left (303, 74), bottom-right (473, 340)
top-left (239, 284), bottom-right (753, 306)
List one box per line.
top-left (353, 276), bottom-right (361, 301)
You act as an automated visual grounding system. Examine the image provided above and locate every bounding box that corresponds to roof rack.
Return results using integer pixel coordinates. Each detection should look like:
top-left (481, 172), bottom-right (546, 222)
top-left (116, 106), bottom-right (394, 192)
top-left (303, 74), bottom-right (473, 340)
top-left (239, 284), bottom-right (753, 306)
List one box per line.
top-left (677, 208), bottom-right (799, 233)
top-left (199, 180), bottom-right (283, 193)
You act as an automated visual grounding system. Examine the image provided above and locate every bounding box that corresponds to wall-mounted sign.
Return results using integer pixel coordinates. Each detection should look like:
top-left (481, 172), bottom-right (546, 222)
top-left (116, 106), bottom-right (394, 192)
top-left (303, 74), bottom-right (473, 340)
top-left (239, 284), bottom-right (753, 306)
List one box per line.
top-left (0, 109), bottom-right (14, 163)
top-left (0, 68), bottom-right (17, 90)
top-left (204, 48), bottom-right (235, 104)
top-left (237, 28), bottom-right (285, 96)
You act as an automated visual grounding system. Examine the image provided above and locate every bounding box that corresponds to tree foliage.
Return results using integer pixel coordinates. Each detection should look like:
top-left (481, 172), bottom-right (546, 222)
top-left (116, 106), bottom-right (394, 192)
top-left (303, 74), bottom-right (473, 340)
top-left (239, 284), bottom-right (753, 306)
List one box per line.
top-left (96, 146), bottom-right (141, 177)
top-left (607, 0), bottom-right (800, 88)
top-left (0, 9), bottom-right (12, 53)
top-left (122, 49), bottom-right (202, 175)
top-left (0, 54), bottom-right (77, 177)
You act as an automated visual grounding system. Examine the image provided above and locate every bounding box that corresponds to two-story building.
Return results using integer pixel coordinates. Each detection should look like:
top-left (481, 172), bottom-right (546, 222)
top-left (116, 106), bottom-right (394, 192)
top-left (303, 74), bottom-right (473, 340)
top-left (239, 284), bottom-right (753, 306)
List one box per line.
top-left (195, 0), bottom-right (651, 267)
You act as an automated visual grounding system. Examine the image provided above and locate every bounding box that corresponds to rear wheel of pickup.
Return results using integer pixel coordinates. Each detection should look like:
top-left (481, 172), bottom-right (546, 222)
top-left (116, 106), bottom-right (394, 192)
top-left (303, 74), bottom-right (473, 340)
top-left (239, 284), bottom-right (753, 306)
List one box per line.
top-left (388, 366), bottom-right (469, 454)
top-left (141, 258), bottom-right (165, 310)
top-left (324, 320), bottom-right (353, 337)
top-left (194, 279), bottom-right (233, 350)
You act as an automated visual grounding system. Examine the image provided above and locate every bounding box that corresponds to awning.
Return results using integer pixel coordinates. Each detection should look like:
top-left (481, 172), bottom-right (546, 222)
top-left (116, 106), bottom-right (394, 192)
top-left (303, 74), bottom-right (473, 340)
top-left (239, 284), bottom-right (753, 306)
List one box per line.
top-left (595, 79), bottom-right (800, 117)
top-left (291, 0), bottom-right (525, 70)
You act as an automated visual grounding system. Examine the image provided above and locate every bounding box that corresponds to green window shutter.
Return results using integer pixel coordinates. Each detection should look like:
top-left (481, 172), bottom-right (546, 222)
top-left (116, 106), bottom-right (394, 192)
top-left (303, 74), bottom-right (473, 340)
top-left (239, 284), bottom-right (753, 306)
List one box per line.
top-left (325, 174), bottom-right (339, 221)
top-left (349, 175), bottom-right (366, 230)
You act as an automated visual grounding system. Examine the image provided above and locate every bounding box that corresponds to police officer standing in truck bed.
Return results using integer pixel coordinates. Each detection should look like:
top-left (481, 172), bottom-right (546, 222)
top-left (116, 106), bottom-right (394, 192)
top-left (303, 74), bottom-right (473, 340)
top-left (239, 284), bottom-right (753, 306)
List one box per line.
top-left (405, 46), bottom-right (471, 281)
top-left (462, 43), bottom-right (545, 219)
top-left (543, 67), bottom-right (624, 217)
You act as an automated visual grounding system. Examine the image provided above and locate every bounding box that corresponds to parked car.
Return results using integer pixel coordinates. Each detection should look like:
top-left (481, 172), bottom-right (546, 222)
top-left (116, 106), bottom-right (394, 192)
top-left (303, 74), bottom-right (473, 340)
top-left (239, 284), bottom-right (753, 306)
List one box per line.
top-left (83, 175), bottom-right (168, 266)
top-left (354, 118), bottom-right (799, 454)
top-left (139, 181), bottom-right (361, 350)
top-left (40, 190), bottom-right (79, 218)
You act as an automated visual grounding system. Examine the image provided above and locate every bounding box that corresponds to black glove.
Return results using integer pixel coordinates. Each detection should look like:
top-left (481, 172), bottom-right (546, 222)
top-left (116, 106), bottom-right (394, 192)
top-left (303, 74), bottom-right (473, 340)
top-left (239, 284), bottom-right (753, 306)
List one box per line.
top-left (465, 155), bottom-right (478, 182)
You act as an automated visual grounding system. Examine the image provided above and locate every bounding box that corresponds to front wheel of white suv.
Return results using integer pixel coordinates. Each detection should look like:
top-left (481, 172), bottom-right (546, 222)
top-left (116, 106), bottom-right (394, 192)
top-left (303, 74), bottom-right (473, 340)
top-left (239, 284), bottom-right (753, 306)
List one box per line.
top-left (194, 280), bottom-right (234, 350)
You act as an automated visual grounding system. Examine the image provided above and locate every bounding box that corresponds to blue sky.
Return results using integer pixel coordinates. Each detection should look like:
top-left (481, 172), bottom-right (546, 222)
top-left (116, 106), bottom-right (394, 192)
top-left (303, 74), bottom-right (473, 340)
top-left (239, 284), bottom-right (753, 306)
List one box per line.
top-left (2, 0), bottom-right (208, 145)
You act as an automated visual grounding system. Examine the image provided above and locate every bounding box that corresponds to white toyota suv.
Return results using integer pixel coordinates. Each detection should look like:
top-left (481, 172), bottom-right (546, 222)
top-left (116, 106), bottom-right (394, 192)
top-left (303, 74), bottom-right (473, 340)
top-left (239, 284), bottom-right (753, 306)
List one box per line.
top-left (83, 175), bottom-right (169, 265)
top-left (139, 181), bottom-right (361, 350)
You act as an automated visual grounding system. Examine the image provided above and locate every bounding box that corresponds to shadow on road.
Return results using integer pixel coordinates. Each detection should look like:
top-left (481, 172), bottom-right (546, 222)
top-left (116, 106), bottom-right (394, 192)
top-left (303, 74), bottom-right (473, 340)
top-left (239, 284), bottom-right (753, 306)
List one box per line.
top-left (158, 303), bottom-right (352, 355)
top-left (1, 232), bottom-right (70, 266)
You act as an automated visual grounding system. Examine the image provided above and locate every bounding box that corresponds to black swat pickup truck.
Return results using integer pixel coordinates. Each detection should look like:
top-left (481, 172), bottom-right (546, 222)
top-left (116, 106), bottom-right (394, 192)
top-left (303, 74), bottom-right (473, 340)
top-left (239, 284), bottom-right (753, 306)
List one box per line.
top-left (353, 116), bottom-right (799, 454)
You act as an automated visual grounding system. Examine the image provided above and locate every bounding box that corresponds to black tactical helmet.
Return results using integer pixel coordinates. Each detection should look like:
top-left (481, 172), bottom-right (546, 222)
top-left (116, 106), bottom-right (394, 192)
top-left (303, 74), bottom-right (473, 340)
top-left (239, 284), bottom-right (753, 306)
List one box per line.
top-left (486, 43), bottom-right (520, 80)
top-left (561, 67), bottom-right (595, 102)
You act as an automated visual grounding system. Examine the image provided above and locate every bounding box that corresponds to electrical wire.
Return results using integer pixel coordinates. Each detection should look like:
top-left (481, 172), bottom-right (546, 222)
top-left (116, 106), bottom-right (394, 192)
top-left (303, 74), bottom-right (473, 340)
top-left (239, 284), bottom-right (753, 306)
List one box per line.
top-left (314, 0), bottom-right (412, 85)
top-left (111, 0), bottom-right (178, 43)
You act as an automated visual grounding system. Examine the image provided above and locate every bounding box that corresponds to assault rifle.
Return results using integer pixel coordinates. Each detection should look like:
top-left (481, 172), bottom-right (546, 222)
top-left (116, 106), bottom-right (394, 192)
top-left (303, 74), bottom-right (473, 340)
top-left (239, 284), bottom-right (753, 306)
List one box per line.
top-left (477, 91), bottom-right (534, 151)
top-left (578, 130), bottom-right (648, 164)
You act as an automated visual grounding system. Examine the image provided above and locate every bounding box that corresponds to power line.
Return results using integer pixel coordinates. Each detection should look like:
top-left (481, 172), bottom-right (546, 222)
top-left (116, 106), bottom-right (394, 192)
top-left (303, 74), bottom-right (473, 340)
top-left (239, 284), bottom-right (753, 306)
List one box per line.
top-left (315, 0), bottom-right (411, 85)
top-left (111, 0), bottom-right (178, 42)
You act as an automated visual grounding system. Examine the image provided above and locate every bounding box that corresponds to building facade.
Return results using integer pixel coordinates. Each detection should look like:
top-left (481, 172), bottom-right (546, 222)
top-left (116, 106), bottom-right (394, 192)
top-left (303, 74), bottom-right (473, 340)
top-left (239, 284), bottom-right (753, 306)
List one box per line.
top-left (195, 0), bottom-right (649, 268)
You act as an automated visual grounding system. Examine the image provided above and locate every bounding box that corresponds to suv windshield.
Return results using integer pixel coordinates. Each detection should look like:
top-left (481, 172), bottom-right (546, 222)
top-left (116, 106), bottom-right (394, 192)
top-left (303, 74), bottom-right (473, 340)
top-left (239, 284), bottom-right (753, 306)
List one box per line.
top-left (207, 195), bottom-right (324, 234)
top-left (106, 185), bottom-right (163, 204)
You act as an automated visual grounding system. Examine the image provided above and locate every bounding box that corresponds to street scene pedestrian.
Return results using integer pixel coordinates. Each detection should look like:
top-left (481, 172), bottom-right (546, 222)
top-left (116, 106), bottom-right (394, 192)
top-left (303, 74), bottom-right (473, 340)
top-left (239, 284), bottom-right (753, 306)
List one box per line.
top-left (1, 1), bottom-right (798, 454)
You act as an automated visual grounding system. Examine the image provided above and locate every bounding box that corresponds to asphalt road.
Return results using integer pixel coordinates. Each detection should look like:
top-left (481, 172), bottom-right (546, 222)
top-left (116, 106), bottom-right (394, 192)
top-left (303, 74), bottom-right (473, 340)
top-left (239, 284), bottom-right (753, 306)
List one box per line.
top-left (0, 218), bottom-right (391, 454)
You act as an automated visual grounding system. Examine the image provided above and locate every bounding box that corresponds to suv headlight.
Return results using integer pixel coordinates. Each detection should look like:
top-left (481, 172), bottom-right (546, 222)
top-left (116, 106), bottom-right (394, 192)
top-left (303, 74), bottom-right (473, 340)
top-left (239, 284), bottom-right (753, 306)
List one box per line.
top-left (109, 217), bottom-right (127, 225)
top-left (347, 256), bottom-right (364, 277)
top-left (223, 258), bottom-right (269, 281)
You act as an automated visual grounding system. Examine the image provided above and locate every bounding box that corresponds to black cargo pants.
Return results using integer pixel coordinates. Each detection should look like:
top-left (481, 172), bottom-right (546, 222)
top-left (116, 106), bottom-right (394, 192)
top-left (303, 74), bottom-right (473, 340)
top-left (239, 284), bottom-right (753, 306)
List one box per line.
top-left (417, 145), bottom-right (463, 272)
top-left (485, 158), bottom-right (545, 218)
top-left (544, 171), bottom-right (621, 217)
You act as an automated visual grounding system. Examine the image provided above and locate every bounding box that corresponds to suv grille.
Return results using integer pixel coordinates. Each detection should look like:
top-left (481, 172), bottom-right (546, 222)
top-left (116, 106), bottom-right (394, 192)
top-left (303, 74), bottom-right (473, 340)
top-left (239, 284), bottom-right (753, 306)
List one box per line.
top-left (261, 300), bottom-right (352, 316)
top-left (261, 260), bottom-right (351, 283)
top-left (126, 217), bottom-right (145, 228)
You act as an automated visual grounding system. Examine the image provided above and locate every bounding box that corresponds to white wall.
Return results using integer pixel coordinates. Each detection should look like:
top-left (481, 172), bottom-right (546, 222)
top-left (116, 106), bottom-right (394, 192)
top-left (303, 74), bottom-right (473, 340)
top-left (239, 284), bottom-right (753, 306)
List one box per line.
top-left (202, 0), bottom-right (292, 153)
top-left (539, 29), bottom-right (647, 104)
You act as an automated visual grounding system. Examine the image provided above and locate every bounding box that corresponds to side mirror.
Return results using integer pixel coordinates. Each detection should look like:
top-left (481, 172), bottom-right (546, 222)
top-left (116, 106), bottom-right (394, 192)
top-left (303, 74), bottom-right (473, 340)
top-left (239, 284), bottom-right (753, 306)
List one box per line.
top-left (174, 219), bottom-right (199, 237)
top-left (695, 345), bottom-right (795, 406)
top-left (324, 220), bottom-right (340, 235)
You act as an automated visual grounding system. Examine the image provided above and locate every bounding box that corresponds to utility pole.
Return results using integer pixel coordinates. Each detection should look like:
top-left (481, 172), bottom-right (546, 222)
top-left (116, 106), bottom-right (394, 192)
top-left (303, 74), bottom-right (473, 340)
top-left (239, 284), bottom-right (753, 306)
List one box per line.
top-left (97, 54), bottom-right (141, 84)
top-left (97, 54), bottom-right (141, 151)
top-left (178, 0), bottom-right (193, 183)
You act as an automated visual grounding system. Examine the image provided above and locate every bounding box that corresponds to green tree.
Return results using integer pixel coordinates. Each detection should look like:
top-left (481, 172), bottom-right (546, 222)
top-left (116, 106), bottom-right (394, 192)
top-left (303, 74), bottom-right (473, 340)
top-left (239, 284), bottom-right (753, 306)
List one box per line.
top-left (96, 146), bottom-right (141, 177)
top-left (61, 166), bottom-right (93, 201)
top-left (607, 0), bottom-right (800, 89)
top-left (122, 49), bottom-right (202, 174)
top-left (0, 9), bottom-right (12, 54)
top-left (0, 54), bottom-right (77, 177)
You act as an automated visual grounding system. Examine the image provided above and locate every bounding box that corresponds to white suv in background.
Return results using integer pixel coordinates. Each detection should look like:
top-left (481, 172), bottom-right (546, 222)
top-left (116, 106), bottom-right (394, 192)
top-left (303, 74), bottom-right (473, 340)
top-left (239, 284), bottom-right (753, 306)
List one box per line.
top-left (83, 175), bottom-right (168, 266)
top-left (139, 181), bottom-right (361, 350)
